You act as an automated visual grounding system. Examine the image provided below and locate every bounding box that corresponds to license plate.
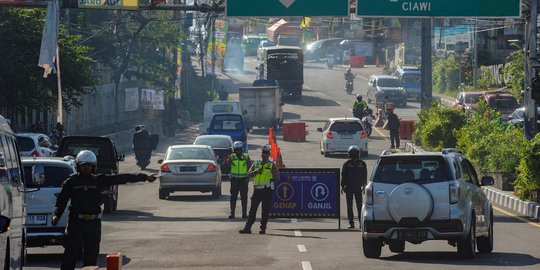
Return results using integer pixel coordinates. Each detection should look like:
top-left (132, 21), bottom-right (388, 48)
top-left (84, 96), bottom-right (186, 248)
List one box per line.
top-left (340, 134), bottom-right (353, 139)
top-left (27, 214), bottom-right (48, 225)
top-left (179, 166), bottom-right (197, 172)
top-left (397, 230), bottom-right (428, 241)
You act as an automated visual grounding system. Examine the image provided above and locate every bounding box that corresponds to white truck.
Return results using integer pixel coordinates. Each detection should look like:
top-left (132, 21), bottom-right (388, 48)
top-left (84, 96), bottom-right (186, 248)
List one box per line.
top-left (200, 101), bottom-right (243, 134)
top-left (239, 85), bottom-right (283, 131)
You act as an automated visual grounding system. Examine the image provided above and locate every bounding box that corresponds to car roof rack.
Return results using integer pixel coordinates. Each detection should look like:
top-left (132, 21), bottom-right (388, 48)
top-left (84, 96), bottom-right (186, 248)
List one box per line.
top-left (381, 149), bottom-right (407, 155)
top-left (441, 148), bottom-right (462, 154)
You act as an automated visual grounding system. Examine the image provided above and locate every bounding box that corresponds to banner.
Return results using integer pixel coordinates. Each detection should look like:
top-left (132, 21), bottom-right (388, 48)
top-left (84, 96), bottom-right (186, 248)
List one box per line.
top-left (152, 91), bottom-right (165, 110)
top-left (140, 88), bottom-right (156, 109)
top-left (205, 19), bottom-right (228, 75)
top-left (124, 87), bottom-right (139, 111)
top-left (270, 168), bottom-right (340, 218)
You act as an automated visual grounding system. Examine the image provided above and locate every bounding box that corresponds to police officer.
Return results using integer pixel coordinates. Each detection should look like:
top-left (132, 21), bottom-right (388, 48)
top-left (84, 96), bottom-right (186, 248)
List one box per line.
top-left (353, 94), bottom-right (368, 118)
top-left (52, 150), bottom-right (157, 270)
top-left (226, 141), bottom-right (251, 219)
top-left (239, 145), bottom-right (279, 234)
top-left (341, 145), bottom-right (367, 229)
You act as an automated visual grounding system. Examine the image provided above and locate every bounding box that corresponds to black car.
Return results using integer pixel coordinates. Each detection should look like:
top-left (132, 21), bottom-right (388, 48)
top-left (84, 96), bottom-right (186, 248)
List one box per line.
top-left (55, 136), bottom-right (125, 213)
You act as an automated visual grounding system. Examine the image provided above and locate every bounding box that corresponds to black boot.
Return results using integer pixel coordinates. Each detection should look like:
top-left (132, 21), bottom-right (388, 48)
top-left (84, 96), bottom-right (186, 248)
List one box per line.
top-left (239, 228), bottom-right (252, 234)
top-left (229, 201), bottom-right (236, 219)
top-left (259, 225), bottom-right (266, 234)
top-left (348, 221), bottom-right (354, 229)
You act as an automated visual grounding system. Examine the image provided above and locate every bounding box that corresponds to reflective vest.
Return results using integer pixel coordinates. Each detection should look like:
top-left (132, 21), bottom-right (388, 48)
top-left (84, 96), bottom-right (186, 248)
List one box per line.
top-left (230, 153), bottom-right (249, 178)
top-left (252, 160), bottom-right (274, 186)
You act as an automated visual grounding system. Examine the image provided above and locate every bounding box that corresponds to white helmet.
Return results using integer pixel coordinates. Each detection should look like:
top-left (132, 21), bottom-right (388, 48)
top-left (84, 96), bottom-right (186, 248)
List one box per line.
top-left (75, 150), bottom-right (97, 165)
top-left (233, 141), bottom-right (244, 150)
top-left (348, 145), bottom-right (360, 156)
top-left (261, 144), bottom-right (271, 153)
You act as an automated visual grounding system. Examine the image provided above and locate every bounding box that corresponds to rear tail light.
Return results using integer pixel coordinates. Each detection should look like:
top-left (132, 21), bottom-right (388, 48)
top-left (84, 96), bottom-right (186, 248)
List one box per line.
top-left (160, 164), bottom-right (171, 173)
top-left (326, 132), bottom-right (333, 139)
top-left (365, 186), bottom-right (373, 205)
top-left (32, 150), bottom-right (40, 157)
top-left (449, 184), bottom-right (459, 204)
top-left (205, 164), bottom-right (217, 172)
top-left (361, 130), bottom-right (367, 138)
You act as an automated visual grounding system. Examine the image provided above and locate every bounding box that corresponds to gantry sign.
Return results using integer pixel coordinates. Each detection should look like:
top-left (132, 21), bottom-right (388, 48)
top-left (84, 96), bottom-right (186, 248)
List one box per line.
top-left (226, 0), bottom-right (350, 16)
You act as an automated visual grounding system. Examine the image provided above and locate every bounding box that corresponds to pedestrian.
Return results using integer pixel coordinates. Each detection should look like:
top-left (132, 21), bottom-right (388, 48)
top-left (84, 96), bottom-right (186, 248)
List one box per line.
top-left (49, 122), bottom-right (66, 145)
top-left (31, 120), bottom-right (45, 134)
top-left (132, 125), bottom-right (151, 170)
top-left (226, 141), bottom-right (251, 219)
top-left (239, 144), bottom-right (279, 234)
top-left (341, 145), bottom-right (367, 229)
top-left (52, 150), bottom-right (156, 270)
top-left (386, 107), bottom-right (400, 149)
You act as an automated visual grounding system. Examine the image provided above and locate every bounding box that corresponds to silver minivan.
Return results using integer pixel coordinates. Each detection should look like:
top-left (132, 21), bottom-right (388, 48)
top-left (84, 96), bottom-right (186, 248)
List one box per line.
top-left (23, 156), bottom-right (76, 247)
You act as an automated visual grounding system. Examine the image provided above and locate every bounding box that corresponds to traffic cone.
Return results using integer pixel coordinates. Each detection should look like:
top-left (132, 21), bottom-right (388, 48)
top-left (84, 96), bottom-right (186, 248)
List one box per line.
top-left (376, 56), bottom-right (380, 67)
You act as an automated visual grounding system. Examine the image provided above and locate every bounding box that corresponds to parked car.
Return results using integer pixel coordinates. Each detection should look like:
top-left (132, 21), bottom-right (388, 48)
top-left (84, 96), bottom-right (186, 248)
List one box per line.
top-left (193, 135), bottom-right (233, 179)
top-left (362, 148), bottom-right (495, 259)
top-left (158, 145), bottom-right (222, 200)
top-left (508, 107), bottom-right (540, 127)
top-left (304, 38), bottom-right (344, 62)
top-left (55, 136), bottom-right (125, 213)
top-left (257, 40), bottom-right (275, 61)
top-left (482, 91), bottom-right (519, 122)
top-left (23, 156), bottom-right (76, 247)
top-left (366, 75), bottom-right (407, 108)
top-left (317, 117), bottom-right (368, 157)
top-left (453, 91), bottom-right (484, 113)
top-left (16, 132), bottom-right (57, 157)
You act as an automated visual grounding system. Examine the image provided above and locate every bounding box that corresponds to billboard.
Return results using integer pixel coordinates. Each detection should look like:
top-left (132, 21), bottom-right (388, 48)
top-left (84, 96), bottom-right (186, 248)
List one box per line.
top-left (0, 0), bottom-right (47, 7)
top-left (270, 168), bottom-right (340, 219)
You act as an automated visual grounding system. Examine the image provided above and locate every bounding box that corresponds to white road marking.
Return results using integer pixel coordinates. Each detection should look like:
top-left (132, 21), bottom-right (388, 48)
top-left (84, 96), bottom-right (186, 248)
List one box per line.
top-left (304, 85), bottom-right (312, 90)
top-left (297, 244), bottom-right (307, 252)
top-left (290, 218), bottom-right (298, 223)
top-left (302, 261), bottom-right (313, 270)
top-left (294, 230), bottom-right (303, 237)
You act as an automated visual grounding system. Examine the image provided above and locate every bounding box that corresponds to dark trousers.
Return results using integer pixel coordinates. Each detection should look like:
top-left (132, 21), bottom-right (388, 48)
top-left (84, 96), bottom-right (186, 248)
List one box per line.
top-left (346, 189), bottom-right (363, 224)
top-left (390, 129), bottom-right (400, 148)
top-left (244, 187), bottom-right (273, 230)
top-left (61, 217), bottom-right (101, 270)
top-left (230, 177), bottom-right (248, 215)
top-left (134, 148), bottom-right (151, 168)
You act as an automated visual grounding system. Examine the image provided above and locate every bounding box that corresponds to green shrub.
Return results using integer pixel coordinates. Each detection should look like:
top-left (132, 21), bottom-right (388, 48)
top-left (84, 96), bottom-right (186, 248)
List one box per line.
top-left (513, 134), bottom-right (540, 200)
top-left (445, 67), bottom-right (459, 93)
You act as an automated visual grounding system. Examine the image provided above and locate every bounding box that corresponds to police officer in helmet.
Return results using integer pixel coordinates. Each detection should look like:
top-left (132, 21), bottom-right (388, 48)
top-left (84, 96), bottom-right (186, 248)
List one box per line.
top-left (226, 141), bottom-right (251, 219)
top-left (52, 150), bottom-right (157, 270)
top-left (353, 94), bottom-right (368, 118)
top-left (341, 145), bottom-right (367, 229)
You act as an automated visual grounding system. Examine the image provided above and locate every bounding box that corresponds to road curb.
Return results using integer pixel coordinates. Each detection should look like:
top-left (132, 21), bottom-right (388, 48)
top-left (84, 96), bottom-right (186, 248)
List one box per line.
top-left (403, 142), bottom-right (540, 221)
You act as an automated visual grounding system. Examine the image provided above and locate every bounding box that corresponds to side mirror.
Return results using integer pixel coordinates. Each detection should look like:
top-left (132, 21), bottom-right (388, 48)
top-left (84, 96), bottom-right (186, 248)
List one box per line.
top-left (32, 164), bottom-right (45, 187)
top-left (481, 176), bottom-right (495, 186)
top-left (317, 128), bottom-right (323, 132)
top-left (0, 216), bottom-right (10, 234)
top-left (117, 154), bottom-right (125, 162)
top-left (158, 159), bottom-right (163, 164)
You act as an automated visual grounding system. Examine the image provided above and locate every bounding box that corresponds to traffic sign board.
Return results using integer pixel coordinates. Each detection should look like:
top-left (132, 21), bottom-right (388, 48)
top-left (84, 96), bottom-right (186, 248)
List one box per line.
top-left (226, 0), bottom-right (349, 17)
top-left (357, 0), bottom-right (520, 17)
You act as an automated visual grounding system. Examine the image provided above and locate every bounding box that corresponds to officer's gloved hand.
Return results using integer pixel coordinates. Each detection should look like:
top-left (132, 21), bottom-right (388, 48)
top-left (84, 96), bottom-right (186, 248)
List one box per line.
top-left (51, 215), bottom-right (59, 226)
top-left (146, 173), bottom-right (158, 183)
top-left (270, 181), bottom-right (275, 190)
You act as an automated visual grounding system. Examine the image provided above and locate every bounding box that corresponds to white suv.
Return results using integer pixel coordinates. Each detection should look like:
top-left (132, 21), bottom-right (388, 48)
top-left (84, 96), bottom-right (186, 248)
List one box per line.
top-left (23, 156), bottom-right (76, 247)
top-left (362, 149), bottom-right (495, 259)
top-left (318, 117), bottom-right (368, 157)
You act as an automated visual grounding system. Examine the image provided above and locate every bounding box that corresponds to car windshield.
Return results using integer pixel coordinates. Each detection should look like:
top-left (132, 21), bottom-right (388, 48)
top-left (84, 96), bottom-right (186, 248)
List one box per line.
top-left (261, 41), bottom-right (274, 47)
top-left (373, 156), bottom-right (452, 184)
top-left (24, 165), bottom-right (74, 188)
top-left (464, 94), bottom-right (482, 104)
top-left (378, 78), bottom-right (401, 87)
top-left (488, 98), bottom-right (518, 110)
top-left (194, 138), bottom-right (231, 148)
top-left (17, 137), bottom-right (35, 151)
top-left (167, 148), bottom-right (213, 160)
top-left (60, 141), bottom-right (114, 164)
top-left (329, 121), bottom-right (364, 132)
top-left (211, 115), bottom-right (244, 131)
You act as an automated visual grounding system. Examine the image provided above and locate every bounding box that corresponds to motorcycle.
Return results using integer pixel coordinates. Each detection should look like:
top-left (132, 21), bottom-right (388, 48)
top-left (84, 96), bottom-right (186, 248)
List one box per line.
top-left (361, 108), bottom-right (374, 137)
top-left (345, 80), bottom-right (354, 94)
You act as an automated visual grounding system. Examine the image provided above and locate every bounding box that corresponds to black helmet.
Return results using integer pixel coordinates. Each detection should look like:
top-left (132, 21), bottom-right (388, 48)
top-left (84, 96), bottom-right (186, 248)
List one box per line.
top-left (347, 68), bottom-right (351, 73)
top-left (348, 145), bottom-right (360, 158)
top-left (356, 94), bottom-right (362, 101)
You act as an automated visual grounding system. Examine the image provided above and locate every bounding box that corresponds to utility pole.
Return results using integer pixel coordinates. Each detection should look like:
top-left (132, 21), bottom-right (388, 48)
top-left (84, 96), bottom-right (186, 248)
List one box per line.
top-left (525, 0), bottom-right (539, 137)
top-left (420, 18), bottom-right (433, 109)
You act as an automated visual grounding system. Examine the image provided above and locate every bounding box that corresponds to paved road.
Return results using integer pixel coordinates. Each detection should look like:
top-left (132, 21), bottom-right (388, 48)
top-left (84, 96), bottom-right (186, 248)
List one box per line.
top-left (25, 57), bottom-right (540, 269)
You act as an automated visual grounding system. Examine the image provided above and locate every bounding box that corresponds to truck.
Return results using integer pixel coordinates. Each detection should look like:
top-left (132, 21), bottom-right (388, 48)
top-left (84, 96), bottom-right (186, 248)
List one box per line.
top-left (266, 19), bottom-right (302, 46)
top-left (239, 85), bottom-right (283, 131)
top-left (261, 46), bottom-right (304, 99)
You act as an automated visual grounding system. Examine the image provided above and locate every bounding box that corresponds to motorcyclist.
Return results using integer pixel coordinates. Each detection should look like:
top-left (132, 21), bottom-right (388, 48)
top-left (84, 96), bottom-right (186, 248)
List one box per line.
top-left (353, 94), bottom-right (368, 119)
top-left (132, 125), bottom-right (151, 170)
top-left (344, 68), bottom-right (356, 92)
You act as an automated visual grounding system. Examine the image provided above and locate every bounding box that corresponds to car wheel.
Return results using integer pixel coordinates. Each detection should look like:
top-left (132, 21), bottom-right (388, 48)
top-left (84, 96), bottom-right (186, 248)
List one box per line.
top-left (362, 237), bottom-right (382, 258)
top-left (477, 210), bottom-right (493, 253)
top-left (389, 240), bottom-right (405, 253)
top-left (159, 189), bottom-right (168, 200)
top-left (103, 196), bottom-right (114, 214)
top-left (212, 183), bottom-right (222, 199)
top-left (457, 215), bottom-right (476, 259)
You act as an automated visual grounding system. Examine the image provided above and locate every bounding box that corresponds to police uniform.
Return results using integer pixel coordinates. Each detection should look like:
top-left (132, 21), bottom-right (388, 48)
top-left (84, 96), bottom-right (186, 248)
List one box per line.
top-left (341, 158), bottom-right (367, 228)
top-left (240, 159), bottom-right (279, 234)
top-left (229, 152), bottom-right (250, 218)
top-left (54, 173), bottom-right (149, 270)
